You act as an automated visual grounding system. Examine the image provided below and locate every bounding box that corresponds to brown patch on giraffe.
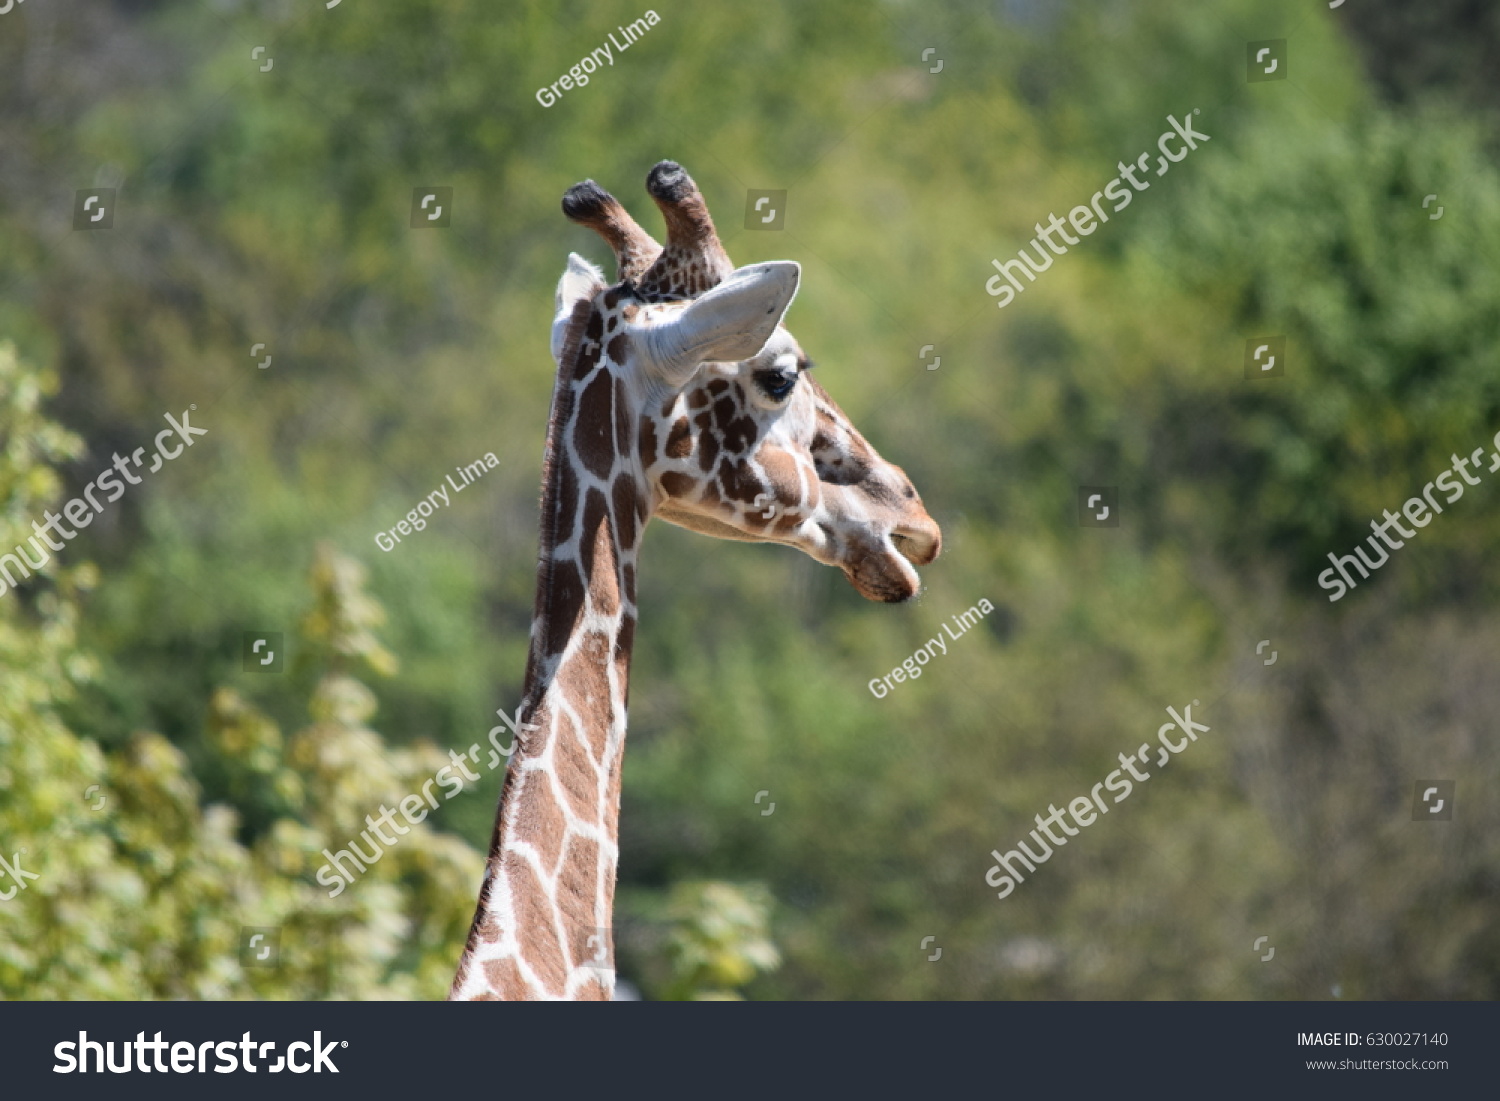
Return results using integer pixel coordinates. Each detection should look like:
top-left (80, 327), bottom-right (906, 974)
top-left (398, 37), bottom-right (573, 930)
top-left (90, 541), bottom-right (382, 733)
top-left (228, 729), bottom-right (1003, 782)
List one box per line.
top-left (660, 470), bottom-right (698, 500)
top-left (717, 456), bottom-right (760, 504)
top-left (573, 974), bottom-right (611, 1001)
top-left (606, 333), bottom-right (628, 366)
top-left (707, 379), bottom-right (730, 397)
top-left (575, 371), bottom-right (616, 480)
top-left (664, 417), bottom-right (692, 459)
top-left (601, 289), bottom-right (620, 311)
top-left (612, 472), bottom-right (638, 549)
top-left (612, 373), bottom-right (632, 456)
top-left (693, 409), bottom-right (713, 435)
top-left (501, 854), bottom-right (568, 994)
top-left (587, 523), bottom-right (621, 619)
top-left (542, 558), bottom-right (585, 658)
top-left (711, 397), bottom-right (737, 430)
top-left (723, 413), bottom-right (758, 455)
top-left (697, 427), bottom-right (720, 472)
top-left (762, 451), bottom-right (809, 532)
top-left (578, 488), bottom-right (611, 580)
top-left (482, 957), bottom-right (526, 999)
top-left (583, 308), bottom-right (604, 349)
top-left (638, 415), bottom-right (658, 464)
top-left (555, 649), bottom-right (613, 769)
top-left (688, 388), bottom-right (710, 410)
top-left (476, 910), bottom-right (502, 944)
top-left (553, 710), bottom-right (606, 821)
top-left (557, 836), bottom-right (604, 948)
top-left (512, 772), bottom-right (567, 871)
top-left (759, 449), bottom-right (802, 503)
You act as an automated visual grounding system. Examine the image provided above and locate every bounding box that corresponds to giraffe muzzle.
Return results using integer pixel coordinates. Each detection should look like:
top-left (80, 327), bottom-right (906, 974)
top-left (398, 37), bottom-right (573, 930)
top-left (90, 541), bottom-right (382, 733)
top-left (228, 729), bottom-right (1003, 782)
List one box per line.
top-left (891, 516), bottom-right (942, 567)
top-left (847, 518), bottom-right (942, 604)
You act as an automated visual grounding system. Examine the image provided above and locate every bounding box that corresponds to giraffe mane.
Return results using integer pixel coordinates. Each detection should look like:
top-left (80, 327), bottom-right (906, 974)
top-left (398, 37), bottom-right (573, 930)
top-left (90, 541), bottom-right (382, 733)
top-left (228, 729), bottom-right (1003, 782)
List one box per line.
top-left (525, 286), bottom-right (602, 706)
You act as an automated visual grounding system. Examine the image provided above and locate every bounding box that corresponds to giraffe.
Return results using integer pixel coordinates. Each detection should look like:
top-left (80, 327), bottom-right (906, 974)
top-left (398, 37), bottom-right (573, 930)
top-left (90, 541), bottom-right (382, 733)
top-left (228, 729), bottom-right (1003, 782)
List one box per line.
top-left (449, 162), bottom-right (941, 1000)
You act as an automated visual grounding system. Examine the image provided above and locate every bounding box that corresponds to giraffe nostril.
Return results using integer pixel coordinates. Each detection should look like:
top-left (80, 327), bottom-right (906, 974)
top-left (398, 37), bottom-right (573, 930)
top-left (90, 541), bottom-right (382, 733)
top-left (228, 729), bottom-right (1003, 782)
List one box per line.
top-left (891, 519), bottom-right (941, 565)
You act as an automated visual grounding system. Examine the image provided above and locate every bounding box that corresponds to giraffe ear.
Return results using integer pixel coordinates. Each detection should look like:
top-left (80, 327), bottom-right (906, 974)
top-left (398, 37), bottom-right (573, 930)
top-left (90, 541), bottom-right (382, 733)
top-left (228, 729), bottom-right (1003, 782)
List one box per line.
top-left (551, 252), bottom-right (606, 365)
top-left (639, 261), bottom-right (800, 387)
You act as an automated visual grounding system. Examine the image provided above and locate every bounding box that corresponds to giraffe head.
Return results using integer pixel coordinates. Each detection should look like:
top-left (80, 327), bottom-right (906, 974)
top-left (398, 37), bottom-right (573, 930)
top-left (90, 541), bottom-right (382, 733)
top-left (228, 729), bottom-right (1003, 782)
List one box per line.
top-left (552, 161), bottom-right (940, 602)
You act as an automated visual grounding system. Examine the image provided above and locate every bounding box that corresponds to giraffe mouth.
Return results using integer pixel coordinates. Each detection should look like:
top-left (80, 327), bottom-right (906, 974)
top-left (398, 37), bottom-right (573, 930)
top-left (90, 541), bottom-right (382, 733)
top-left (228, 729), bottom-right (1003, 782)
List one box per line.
top-left (845, 542), bottom-right (923, 602)
top-left (844, 524), bottom-right (939, 603)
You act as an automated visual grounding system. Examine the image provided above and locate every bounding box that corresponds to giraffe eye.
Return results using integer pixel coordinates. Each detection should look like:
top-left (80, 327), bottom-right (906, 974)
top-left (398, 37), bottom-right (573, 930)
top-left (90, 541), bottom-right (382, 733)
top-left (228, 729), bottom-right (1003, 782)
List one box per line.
top-left (753, 369), bottom-right (797, 401)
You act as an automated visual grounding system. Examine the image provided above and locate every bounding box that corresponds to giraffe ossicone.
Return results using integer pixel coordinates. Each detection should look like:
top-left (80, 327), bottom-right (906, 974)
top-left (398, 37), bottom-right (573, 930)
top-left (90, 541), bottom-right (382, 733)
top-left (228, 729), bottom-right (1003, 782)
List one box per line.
top-left (450, 162), bottom-right (941, 1000)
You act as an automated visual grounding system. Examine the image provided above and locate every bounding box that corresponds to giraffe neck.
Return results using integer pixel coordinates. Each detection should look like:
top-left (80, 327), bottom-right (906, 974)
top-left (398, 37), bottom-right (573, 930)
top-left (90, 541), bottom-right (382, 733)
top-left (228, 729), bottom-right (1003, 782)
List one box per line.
top-left (451, 300), bottom-right (646, 1000)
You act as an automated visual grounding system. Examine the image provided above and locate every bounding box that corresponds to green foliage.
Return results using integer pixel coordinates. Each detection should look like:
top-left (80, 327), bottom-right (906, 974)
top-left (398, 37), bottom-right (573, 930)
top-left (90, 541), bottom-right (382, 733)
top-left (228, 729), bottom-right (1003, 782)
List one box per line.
top-left (0, 352), bottom-right (480, 998)
top-left (658, 882), bottom-right (780, 1001)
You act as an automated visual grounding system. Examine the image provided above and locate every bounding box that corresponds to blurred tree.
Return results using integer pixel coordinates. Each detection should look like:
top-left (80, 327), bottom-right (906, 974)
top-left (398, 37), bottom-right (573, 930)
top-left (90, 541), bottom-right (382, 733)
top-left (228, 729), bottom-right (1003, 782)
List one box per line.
top-left (657, 881), bottom-right (780, 1001)
top-left (0, 349), bottom-right (481, 999)
top-left (1337, 0), bottom-right (1500, 116)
